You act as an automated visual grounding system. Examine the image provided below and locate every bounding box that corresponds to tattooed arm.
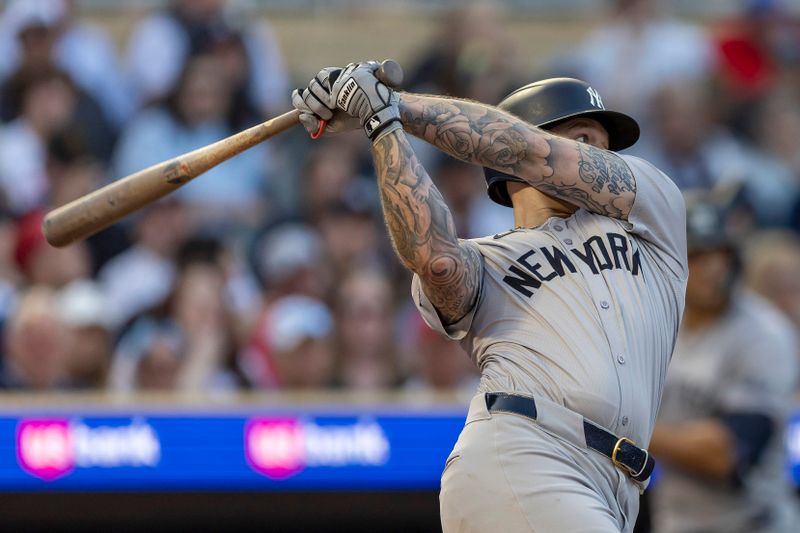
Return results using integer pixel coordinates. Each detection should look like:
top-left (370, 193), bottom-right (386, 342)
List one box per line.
top-left (373, 129), bottom-right (481, 324)
top-left (399, 93), bottom-right (636, 219)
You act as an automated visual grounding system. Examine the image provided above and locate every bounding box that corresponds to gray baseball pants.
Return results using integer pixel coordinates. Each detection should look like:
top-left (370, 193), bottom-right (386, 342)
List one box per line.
top-left (440, 393), bottom-right (642, 532)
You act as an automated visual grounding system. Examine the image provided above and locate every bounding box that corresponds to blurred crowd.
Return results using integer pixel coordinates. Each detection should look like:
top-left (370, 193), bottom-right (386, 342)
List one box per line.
top-left (0, 0), bottom-right (797, 412)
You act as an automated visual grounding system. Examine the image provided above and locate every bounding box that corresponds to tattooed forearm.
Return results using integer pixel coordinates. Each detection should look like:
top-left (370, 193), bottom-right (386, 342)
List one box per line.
top-left (576, 142), bottom-right (635, 195)
top-left (373, 130), bottom-right (481, 324)
top-left (399, 93), bottom-right (636, 219)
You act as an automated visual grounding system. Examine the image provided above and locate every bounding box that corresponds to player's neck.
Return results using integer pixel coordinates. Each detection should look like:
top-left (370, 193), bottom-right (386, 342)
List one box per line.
top-left (509, 184), bottom-right (576, 228)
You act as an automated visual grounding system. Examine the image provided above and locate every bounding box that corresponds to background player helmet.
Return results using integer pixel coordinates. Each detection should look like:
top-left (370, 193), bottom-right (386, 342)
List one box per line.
top-left (686, 199), bottom-right (733, 253)
top-left (484, 78), bottom-right (640, 207)
top-left (684, 192), bottom-right (742, 290)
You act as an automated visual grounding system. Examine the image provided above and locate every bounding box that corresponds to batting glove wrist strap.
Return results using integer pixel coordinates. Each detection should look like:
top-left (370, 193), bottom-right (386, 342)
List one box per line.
top-left (364, 110), bottom-right (402, 142)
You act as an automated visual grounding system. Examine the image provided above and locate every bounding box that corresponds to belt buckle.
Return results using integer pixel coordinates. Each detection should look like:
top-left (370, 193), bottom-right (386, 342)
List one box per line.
top-left (611, 436), bottom-right (648, 478)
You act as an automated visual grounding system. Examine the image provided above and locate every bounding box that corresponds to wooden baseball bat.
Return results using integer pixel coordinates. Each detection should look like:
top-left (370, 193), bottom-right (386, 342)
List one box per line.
top-left (43, 60), bottom-right (404, 247)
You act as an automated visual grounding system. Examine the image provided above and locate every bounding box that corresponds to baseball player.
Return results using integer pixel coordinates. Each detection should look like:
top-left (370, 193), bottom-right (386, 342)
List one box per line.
top-left (648, 197), bottom-right (799, 533)
top-left (292, 63), bottom-right (688, 532)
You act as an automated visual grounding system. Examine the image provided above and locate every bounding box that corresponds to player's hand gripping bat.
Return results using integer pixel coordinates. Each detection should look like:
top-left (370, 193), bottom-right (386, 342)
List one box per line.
top-left (43, 60), bottom-right (403, 247)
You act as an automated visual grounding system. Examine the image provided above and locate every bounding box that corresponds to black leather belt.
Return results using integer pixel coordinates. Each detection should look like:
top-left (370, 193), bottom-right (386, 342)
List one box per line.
top-left (484, 392), bottom-right (654, 483)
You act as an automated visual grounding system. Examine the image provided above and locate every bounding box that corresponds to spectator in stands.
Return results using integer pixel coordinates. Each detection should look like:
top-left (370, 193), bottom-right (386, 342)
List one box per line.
top-left (635, 82), bottom-right (740, 191)
top-left (119, 318), bottom-right (183, 391)
top-left (240, 294), bottom-right (335, 389)
top-left (432, 156), bottom-right (508, 238)
top-left (0, 209), bottom-right (19, 346)
top-left (316, 186), bottom-right (385, 279)
top-left (298, 139), bottom-right (362, 222)
top-left (745, 230), bottom-right (800, 330)
top-left (568, 0), bottom-right (713, 123)
top-left (402, 313), bottom-right (478, 400)
top-left (98, 200), bottom-right (189, 329)
top-left (741, 91), bottom-right (800, 225)
top-left (113, 53), bottom-right (269, 230)
top-left (406, 3), bottom-right (517, 104)
top-left (45, 128), bottom-right (129, 272)
top-left (111, 254), bottom-right (242, 393)
top-left (0, 0), bottom-right (132, 126)
top-left (712, 0), bottom-right (800, 135)
top-left (635, 81), bottom-right (796, 224)
top-left (14, 210), bottom-right (91, 288)
top-left (1, 286), bottom-right (71, 389)
top-left (0, 66), bottom-right (75, 215)
top-left (0, 13), bottom-right (116, 163)
top-left (250, 221), bottom-right (329, 303)
top-left (333, 269), bottom-right (402, 390)
top-left (752, 90), bottom-right (800, 178)
top-left (58, 279), bottom-right (113, 389)
top-left (125, 0), bottom-right (287, 116)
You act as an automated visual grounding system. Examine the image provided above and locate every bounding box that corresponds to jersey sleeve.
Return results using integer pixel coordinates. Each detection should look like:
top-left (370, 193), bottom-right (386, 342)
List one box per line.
top-left (620, 154), bottom-right (688, 280)
top-left (410, 240), bottom-right (484, 340)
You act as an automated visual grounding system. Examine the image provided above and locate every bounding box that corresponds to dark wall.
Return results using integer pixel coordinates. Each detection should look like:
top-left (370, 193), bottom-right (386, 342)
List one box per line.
top-left (0, 491), bottom-right (442, 532)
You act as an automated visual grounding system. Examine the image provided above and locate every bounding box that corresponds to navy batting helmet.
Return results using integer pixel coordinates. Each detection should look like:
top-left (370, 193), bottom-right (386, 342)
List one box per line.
top-left (484, 78), bottom-right (640, 207)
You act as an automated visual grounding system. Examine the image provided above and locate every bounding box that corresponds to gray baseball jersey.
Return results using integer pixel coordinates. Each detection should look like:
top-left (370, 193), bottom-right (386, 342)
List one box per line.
top-left (654, 291), bottom-right (799, 533)
top-left (413, 154), bottom-right (688, 447)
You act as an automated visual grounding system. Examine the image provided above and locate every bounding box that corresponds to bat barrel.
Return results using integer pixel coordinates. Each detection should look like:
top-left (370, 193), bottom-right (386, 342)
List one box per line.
top-left (43, 164), bottom-right (185, 247)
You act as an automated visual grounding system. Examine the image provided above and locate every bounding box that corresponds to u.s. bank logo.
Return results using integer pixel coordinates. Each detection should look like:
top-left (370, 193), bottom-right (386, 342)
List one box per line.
top-left (587, 87), bottom-right (604, 109)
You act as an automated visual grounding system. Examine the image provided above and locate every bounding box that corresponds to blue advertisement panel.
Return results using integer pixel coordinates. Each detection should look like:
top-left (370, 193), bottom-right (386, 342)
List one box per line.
top-left (0, 407), bottom-right (466, 492)
top-left (0, 405), bottom-right (798, 492)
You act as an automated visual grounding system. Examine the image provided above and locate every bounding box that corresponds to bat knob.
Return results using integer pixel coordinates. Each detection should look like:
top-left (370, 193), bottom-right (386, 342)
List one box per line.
top-left (376, 60), bottom-right (403, 89)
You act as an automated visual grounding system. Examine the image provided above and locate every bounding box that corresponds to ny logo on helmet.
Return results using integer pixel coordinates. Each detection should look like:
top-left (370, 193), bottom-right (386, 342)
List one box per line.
top-left (587, 87), bottom-right (604, 109)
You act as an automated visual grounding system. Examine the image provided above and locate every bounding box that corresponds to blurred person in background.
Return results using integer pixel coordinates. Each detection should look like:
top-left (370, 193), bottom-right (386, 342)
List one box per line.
top-left (635, 82), bottom-right (740, 191)
top-left (0, 209), bottom-right (20, 371)
top-left (0, 66), bottom-right (75, 215)
top-left (14, 210), bottom-right (91, 288)
top-left (98, 199), bottom-right (189, 330)
top-left (433, 156), bottom-right (508, 238)
top-left (316, 186), bottom-right (386, 279)
top-left (117, 318), bottom-right (184, 392)
top-left (333, 268), bottom-right (403, 390)
top-left (743, 91), bottom-right (800, 225)
top-left (0, 0), bottom-right (132, 126)
top-left (240, 221), bottom-right (331, 388)
top-left (402, 313), bottom-right (478, 401)
top-left (239, 294), bottom-right (334, 389)
top-left (111, 252), bottom-right (242, 393)
top-left (567, 0), bottom-right (713, 123)
top-left (636, 82), bottom-right (796, 225)
top-left (296, 138), bottom-right (362, 222)
top-left (125, 0), bottom-right (287, 117)
top-left (58, 279), bottom-right (113, 389)
top-left (1, 285), bottom-right (71, 389)
top-left (745, 230), bottom-right (800, 331)
top-left (712, 0), bottom-right (800, 135)
top-left (113, 52), bottom-right (269, 231)
top-left (45, 127), bottom-right (129, 272)
top-left (751, 90), bottom-right (800, 177)
top-left (249, 221), bottom-right (329, 303)
top-left (0, 8), bottom-right (116, 162)
top-left (647, 194), bottom-right (799, 532)
top-left (406, 3), bottom-right (517, 105)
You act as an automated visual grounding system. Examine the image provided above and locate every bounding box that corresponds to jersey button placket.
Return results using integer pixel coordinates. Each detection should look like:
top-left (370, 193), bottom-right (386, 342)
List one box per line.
top-left (617, 354), bottom-right (626, 365)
